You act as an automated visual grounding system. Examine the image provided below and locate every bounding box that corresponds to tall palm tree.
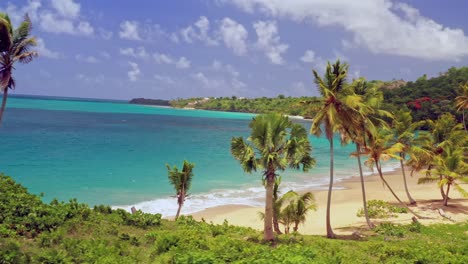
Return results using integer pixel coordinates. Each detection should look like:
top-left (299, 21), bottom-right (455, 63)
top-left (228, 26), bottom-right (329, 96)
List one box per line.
top-left (166, 160), bottom-right (195, 220)
top-left (348, 78), bottom-right (391, 229)
top-left (310, 60), bottom-right (361, 238)
top-left (0, 13), bottom-right (38, 125)
top-left (392, 110), bottom-right (425, 205)
top-left (418, 145), bottom-right (468, 206)
top-left (231, 113), bottom-right (315, 241)
top-left (455, 82), bottom-right (468, 131)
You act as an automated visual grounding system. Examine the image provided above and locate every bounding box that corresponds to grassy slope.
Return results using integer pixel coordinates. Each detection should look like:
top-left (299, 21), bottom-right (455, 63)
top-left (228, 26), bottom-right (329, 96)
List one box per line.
top-left (1, 174), bottom-right (467, 263)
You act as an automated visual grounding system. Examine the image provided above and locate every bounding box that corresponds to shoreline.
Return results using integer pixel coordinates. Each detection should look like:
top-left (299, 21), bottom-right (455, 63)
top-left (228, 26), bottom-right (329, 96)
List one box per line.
top-left (190, 168), bottom-right (468, 235)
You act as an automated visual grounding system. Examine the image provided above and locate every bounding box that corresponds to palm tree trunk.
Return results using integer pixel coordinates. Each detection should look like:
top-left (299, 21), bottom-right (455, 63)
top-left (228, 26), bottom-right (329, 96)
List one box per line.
top-left (175, 190), bottom-right (184, 220)
top-left (463, 110), bottom-right (466, 131)
top-left (439, 175), bottom-right (446, 200)
top-left (273, 209), bottom-right (282, 234)
top-left (0, 88), bottom-right (9, 126)
top-left (356, 144), bottom-right (374, 229)
top-left (293, 221), bottom-right (299, 232)
top-left (376, 162), bottom-right (423, 219)
top-left (326, 137), bottom-right (336, 238)
top-left (443, 183), bottom-right (451, 206)
top-left (264, 174), bottom-right (275, 241)
top-left (400, 153), bottom-right (416, 205)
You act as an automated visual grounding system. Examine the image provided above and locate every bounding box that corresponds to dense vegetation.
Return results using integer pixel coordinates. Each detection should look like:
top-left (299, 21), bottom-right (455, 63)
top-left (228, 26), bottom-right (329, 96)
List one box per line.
top-left (170, 96), bottom-right (321, 118)
top-left (1, 174), bottom-right (467, 263)
top-left (168, 67), bottom-right (468, 127)
top-left (129, 98), bottom-right (171, 106)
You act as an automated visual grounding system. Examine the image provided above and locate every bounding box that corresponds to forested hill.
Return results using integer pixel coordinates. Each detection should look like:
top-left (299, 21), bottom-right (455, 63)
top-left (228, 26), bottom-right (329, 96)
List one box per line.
top-left (382, 66), bottom-right (468, 122)
top-left (169, 96), bottom-right (321, 118)
top-left (129, 98), bottom-right (171, 106)
top-left (165, 66), bottom-right (467, 122)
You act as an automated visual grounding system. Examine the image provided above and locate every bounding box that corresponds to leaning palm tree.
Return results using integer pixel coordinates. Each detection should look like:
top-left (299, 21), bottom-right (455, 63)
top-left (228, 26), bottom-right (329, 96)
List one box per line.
top-left (0, 13), bottom-right (38, 125)
top-left (392, 110), bottom-right (425, 205)
top-left (231, 113), bottom-right (315, 241)
top-left (166, 160), bottom-right (195, 220)
top-left (310, 60), bottom-right (362, 238)
top-left (418, 145), bottom-right (468, 206)
top-left (348, 78), bottom-right (391, 229)
top-left (455, 82), bottom-right (468, 131)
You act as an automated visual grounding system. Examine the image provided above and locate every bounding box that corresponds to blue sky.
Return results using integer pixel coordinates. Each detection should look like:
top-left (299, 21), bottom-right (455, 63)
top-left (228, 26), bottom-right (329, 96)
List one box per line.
top-left (2, 0), bottom-right (468, 100)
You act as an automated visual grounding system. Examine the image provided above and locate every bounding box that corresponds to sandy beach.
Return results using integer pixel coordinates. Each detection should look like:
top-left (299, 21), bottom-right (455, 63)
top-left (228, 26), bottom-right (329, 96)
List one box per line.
top-left (191, 169), bottom-right (468, 235)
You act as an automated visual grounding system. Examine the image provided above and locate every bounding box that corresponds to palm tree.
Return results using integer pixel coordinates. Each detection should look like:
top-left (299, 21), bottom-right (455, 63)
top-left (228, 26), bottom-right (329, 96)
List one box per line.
top-left (348, 78), bottom-right (391, 229)
top-left (363, 127), bottom-right (424, 219)
top-left (278, 191), bottom-right (316, 233)
top-left (455, 83), bottom-right (468, 131)
top-left (310, 60), bottom-right (362, 238)
top-left (392, 110), bottom-right (425, 205)
top-left (0, 13), bottom-right (38, 125)
top-left (272, 176), bottom-right (283, 234)
top-left (418, 145), bottom-right (468, 206)
top-left (231, 113), bottom-right (315, 241)
top-left (166, 160), bottom-right (195, 220)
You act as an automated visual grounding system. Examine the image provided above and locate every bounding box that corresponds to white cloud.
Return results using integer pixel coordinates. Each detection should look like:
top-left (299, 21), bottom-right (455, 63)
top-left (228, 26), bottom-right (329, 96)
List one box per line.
top-left (100, 51), bottom-right (111, 59)
top-left (128, 62), bottom-right (141, 81)
top-left (2, 0), bottom-right (41, 25)
top-left (154, 53), bottom-right (191, 69)
top-left (225, 0), bottom-right (468, 61)
top-left (176, 57), bottom-right (191, 69)
top-left (119, 20), bottom-right (141, 40)
top-left (300, 50), bottom-right (315, 63)
top-left (219, 18), bottom-right (248, 56)
top-left (211, 60), bottom-right (239, 77)
top-left (253, 20), bottom-right (288, 64)
top-left (50, 0), bottom-right (80, 18)
top-left (154, 74), bottom-right (175, 84)
top-left (36, 38), bottom-right (62, 59)
top-left (120, 47), bottom-right (148, 59)
top-left (77, 21), bottom-right (94, 35)
top-left (99, 28), bottom-right (113, 40)
top-left (180, 16), bottom-right (218, 46)
top-left (75, 54), bottom-right (99, 63)
top-left (191, 71), bottom-right (246, 93)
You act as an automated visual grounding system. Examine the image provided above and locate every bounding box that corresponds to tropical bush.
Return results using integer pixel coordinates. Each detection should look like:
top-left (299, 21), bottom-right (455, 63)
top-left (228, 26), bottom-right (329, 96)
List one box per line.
top-left (357, 200), bottom-right (408, 219)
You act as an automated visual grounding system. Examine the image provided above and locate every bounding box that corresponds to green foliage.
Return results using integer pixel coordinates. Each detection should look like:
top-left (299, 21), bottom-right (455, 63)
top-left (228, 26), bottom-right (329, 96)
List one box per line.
top-left (383, 67), bottom-right (468, 124)
top-left (170, 96), bottom-right (321, 118)
top-left (357, 200), bottom-right (408, 219)
top-left (115, 209), bottom-right (162, 228)
top-left (1, 174), bottom-right (467, 263)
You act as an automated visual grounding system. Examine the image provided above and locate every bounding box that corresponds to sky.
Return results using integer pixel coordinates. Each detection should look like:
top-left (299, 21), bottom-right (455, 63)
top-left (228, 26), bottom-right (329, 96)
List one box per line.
top-left (2, 0), bottom-right (468, 100)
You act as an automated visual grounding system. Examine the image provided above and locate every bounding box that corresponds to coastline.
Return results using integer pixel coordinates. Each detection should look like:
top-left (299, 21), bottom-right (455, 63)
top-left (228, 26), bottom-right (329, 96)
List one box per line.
top-left (190, 169), bottom-right (468, 235)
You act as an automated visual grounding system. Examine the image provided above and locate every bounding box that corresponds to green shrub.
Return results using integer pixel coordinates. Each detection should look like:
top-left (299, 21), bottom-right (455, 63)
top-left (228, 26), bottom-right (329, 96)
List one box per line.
top-left (116, 209), bottom-right (162, 228)
top-left (0, 240), bottom-right (30, 264)
top-left (357, 200), bottom-right (408, 219)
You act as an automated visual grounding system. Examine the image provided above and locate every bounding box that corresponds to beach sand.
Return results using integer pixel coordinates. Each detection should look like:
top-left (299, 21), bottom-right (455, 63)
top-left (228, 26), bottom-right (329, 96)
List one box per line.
top-left (190, 169), bottom-right (468, 235)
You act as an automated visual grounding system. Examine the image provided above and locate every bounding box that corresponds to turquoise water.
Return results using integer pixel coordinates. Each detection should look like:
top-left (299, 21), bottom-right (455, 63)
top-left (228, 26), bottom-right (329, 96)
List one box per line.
top-left (0, 96), bottom-right (397, 216)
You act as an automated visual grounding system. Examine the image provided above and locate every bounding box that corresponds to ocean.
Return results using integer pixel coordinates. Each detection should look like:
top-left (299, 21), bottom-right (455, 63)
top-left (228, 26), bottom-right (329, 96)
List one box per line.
top-left (0, 95), bottom-right (399, 216)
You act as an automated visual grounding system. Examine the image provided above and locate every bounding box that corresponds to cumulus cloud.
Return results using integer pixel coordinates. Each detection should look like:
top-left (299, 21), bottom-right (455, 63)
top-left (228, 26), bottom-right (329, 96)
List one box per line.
top-left (50, 0), bottom-right (80, 18)
top-left (119, 47), bottom-right (148, 59)
top-left (119, 21), bottom-right (141, 40)
top-left (2, 0), bottom-right (95, 36)
top-left (224, 0), bottom-right (468, 61)
top-left (128, 62), bottom-right (141, 81)
top-left (219, 18), bottom-right (248, 56)
top-left (191, 71), bottom-right (246, 94)
top-left (300, 50), bottom-right (315, 63)
top-left (154, 53), bottom-right (191, 69)
top-left (75, 54), bottom-right (99, 63)
top-left (154, 74), bottom-right (175, 84)
top-left (180, 16), bottom-right (218, 46)
top-left (253, 20), bottom-right (288, 64)
top-left (36, 38), bottom-right (62, 59)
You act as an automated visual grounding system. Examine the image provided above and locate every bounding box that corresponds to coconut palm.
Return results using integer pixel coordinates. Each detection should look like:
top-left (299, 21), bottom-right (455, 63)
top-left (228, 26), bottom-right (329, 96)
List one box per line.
top-left (231, 113), bottom-right (315, 241)
top-left (348, 78), bottom-right (391, 229)
top-left (278, 191), bottom-right (316, 233)
top-left (455, 83), bottom-right (468, 131)
top-left (0, 13), bottom-right (38, 125)
top-left (310, 60), bottom-right (362, 238)
top-left (166, 160), bottom-right (195, 220)
top-left (391, 110), bottom-right (425, 204)
top-left (272, 176), bottom-right (282, 234)
top-left (418, 145), bottom-right (468, 206)
top-left (363, 126), bottom-right (424, 218)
